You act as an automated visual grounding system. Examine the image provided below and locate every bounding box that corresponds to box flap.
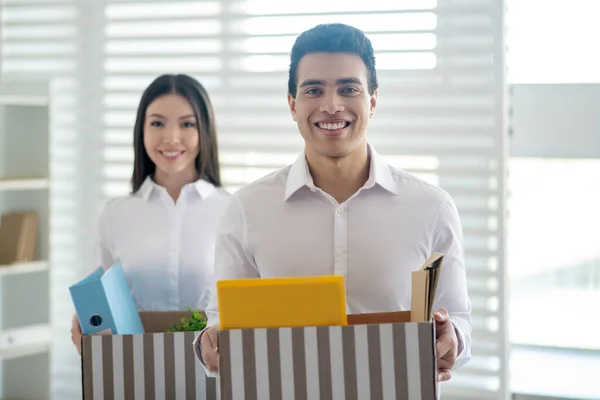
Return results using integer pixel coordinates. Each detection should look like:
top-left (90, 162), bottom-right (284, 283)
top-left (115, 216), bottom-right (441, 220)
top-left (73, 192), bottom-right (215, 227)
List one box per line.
top-left (410, 252), bottom-right (443, 322)
top-left (347, 310), bottom-right (411, 325)
top-left (0, 211), bottom-right (38, 265)
top-left (70, 266), bottom-right (104, 287)
top-left (139, 311), bottom-right (205, 333)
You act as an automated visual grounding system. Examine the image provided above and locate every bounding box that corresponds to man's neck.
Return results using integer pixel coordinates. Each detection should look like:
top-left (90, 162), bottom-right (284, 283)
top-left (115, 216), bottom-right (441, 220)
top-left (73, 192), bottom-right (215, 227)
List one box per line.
top-left (306, 144), bottom-right (370, 204)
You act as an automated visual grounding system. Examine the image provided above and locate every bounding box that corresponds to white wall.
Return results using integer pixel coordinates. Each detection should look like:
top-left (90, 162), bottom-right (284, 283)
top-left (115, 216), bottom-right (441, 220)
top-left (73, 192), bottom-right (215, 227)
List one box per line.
top-left (508, 83), bottom-right (600, 400)
top-left (510, 84), bottom-right (600, 158)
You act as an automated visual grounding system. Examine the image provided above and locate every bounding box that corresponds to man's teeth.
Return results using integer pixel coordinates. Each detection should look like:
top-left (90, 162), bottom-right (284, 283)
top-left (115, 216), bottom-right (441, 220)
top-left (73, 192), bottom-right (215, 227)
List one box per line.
top-left (163, 151), bottom-right (181, 157)
top-left (318, 122), bottom-right (347, 130)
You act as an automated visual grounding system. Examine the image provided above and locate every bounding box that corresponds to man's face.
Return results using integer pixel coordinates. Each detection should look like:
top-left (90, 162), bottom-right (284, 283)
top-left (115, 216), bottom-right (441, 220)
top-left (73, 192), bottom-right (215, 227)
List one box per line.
top-left (288, 52), bottom-right (378, 159)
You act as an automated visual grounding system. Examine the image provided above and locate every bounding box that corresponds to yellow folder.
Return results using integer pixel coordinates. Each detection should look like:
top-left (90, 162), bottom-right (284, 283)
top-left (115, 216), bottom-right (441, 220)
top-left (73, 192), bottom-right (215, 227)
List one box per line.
top-left (217, 275), bottom-right (347, 330)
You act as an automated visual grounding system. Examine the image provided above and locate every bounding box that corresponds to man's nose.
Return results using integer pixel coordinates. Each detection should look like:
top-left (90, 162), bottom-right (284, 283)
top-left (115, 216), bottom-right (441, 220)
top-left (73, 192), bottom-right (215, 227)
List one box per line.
top-left (319, 92), bottom-right (345, 114)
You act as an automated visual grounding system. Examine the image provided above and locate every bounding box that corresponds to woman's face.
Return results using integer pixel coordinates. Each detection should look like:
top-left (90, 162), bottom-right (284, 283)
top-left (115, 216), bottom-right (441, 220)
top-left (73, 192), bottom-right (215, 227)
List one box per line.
top-left (143, 93), bottom-right (200, 181)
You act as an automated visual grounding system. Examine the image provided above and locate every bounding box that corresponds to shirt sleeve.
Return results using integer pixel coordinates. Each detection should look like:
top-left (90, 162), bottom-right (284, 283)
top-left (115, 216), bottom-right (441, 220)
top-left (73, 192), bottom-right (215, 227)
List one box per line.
top-left (205, 195), bottom-right (260, 328)
top-left (430, 192), bottom-right (472, 370)
top-left (196, 195), bottom-right (260, 373)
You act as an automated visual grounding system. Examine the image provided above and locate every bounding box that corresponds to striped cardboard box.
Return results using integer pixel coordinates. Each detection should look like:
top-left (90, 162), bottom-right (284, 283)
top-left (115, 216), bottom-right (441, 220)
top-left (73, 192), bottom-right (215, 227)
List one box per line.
top-left (218, 322), bottom-right (438, 400)
top-left (82, 331), bottom-right (219, 400)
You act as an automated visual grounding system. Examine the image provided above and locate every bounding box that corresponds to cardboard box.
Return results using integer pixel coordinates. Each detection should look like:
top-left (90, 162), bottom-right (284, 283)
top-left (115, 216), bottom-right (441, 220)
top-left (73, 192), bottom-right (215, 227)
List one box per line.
top-left (70, 261), bottom-right (144, 335)
top-left (217, 253), bottom-right (444, 400)
top-left (81, 311), bottom-right (218, 400)
top-left (0, 211), bottom-right (38, 265)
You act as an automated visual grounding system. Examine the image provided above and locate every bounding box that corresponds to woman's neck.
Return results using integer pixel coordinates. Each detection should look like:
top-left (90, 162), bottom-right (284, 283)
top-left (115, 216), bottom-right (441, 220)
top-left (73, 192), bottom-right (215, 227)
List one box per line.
top-left (153, 168), bottom-right (199, 202)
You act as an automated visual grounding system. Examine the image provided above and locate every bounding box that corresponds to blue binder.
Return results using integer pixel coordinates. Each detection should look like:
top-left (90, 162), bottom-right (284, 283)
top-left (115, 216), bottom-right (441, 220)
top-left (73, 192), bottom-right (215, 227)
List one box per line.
top-left (69, 261), bottom-right (144, 335)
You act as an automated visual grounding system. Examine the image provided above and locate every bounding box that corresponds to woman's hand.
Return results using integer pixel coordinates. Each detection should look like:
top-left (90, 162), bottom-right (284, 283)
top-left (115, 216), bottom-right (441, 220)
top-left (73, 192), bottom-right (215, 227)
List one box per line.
top-left (71, 313), bottom-right (83, 355)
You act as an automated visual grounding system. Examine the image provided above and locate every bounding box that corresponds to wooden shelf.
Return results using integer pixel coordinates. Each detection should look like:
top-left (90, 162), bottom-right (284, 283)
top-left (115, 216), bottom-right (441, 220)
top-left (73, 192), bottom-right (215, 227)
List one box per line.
top-left (0, 261), bottom-right (48, 277)
top-left (0, 178), bottom-right (49, 191)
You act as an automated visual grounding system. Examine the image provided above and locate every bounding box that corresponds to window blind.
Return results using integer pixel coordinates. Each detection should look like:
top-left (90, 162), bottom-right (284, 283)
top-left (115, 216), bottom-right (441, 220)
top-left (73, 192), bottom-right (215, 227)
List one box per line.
top-left (3, 0), bottom-right (509, 398)
top-left (99, 1), bottom-right (509, 399)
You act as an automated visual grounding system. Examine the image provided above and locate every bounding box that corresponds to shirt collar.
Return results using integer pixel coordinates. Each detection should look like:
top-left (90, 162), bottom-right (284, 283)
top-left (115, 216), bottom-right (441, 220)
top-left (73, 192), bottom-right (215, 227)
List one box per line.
top-left (364, 143), bottom-right (400, 195)
top-left (284, 143), bottom-right (399, 202)
top-left (138, 176), bottom-right (217, 201)
top-left (284, 151), bottom-right (316, 201)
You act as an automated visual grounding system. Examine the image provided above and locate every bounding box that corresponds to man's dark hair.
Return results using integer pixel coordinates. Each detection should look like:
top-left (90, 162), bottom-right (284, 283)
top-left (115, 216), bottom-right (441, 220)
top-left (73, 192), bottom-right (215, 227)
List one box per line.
top-left (288, 23), bottom-right (378, 98)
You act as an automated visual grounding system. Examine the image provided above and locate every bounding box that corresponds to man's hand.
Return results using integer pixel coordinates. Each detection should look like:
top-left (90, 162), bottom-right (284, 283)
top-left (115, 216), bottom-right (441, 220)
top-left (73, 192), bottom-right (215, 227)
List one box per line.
top-left (71, 313), bottom-right (82, 355)
top-left (201, 325), bottom-right (219, 373)
top-left (434, 308), bottom-right (458, 382)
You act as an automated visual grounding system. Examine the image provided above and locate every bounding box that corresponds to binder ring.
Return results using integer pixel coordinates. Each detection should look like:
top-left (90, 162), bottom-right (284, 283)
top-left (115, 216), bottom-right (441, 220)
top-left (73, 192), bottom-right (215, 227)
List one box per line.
top-left (89, 314), bottom-right (103, 327)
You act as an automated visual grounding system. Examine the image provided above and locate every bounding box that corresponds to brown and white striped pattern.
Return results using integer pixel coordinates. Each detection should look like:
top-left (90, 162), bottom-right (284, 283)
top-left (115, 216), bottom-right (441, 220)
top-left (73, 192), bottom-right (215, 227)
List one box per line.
top-left (218, 322), bottom-right (438, 400)
top-left (82, 332), bottom-right (218, 400)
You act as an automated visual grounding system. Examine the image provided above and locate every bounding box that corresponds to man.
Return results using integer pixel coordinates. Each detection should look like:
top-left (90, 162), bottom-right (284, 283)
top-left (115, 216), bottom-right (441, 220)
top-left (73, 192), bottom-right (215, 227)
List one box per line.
top-left (195, 23), bottom-right (472, 383)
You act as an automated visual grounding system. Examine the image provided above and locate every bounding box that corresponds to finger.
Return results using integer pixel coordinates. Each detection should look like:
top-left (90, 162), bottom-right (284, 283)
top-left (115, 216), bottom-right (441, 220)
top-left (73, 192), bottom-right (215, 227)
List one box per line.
top-left (206, 356), bottom-right (218, 372)
top-left (437, 358), bottom-right (454, 371)
top-left (434, 308), bottom-right (449, 323)
top-left (72, 323), bottom-right (83, 349)
top-left (205, 348), bottom-right (219, 373)
top-left (205, 330), bottom-right (214, 346)
top-left (437, 368), bottom-right (452, 382)
top-left (73, 334), bottom-right (82, 355)
top-left (436, 343), bottom-right (453, 360)
top-left (201, 327), bottom-right (220, 372)
top-left (208, 327), bottom-right (218, 349)
top-left (201, 337), bottom-right (214, 359)
top-left (435, 321), bottom-right (452, 340)
top-left (436, 334), bottom-right (454, 359)
top-left (202, 347), bottom-right (216, 371)
top-left (435, 316), bottom-right (451, 334)
top-left (204, 326), bottom-right (217, 344)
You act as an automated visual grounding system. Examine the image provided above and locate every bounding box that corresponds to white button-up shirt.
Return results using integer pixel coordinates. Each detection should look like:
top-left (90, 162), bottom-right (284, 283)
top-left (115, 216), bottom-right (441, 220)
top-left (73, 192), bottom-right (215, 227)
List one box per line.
top-left (201, 144), bottom-right (472, 369)
top-left (96, 176), bottom-right (231, 311)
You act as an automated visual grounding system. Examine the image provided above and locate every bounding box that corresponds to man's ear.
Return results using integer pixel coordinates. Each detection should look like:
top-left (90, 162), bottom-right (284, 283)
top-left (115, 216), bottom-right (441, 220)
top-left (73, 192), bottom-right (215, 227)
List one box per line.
top-left (369, 88), bottom-right (379, 116)
top-left (287, 93), bottom-right (297, 121)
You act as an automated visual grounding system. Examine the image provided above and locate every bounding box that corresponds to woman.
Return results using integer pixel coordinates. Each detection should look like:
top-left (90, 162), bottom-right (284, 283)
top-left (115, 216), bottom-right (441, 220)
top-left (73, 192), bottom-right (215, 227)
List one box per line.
top-left (71, 74), bottom-right (231, 353)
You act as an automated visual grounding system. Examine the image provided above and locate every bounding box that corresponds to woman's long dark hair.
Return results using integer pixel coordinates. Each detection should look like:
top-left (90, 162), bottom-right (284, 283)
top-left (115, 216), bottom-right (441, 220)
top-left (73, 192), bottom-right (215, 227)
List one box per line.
top-left (131, 74), bottom-right (222, 193)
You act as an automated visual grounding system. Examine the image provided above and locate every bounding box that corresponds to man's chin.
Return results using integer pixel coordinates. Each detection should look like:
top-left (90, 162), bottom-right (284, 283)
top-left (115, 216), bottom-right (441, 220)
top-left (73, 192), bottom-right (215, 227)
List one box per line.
top-left (313, 144), bottom-right (354, 159)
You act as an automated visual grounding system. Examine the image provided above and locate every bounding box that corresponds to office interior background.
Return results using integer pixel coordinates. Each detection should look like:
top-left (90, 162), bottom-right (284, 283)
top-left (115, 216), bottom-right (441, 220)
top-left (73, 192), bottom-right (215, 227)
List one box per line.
top-left (0, 0), bottom-right (597, 399)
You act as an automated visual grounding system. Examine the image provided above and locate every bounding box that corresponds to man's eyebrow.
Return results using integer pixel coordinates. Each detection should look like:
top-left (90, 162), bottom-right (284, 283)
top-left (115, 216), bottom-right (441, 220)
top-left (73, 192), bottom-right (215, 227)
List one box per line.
top-left (299, 77), bottom-right (364, 87)
top-left (299, 79), bottom-right (325, 87)
top-left (336, 77), bottom-right (363, 86)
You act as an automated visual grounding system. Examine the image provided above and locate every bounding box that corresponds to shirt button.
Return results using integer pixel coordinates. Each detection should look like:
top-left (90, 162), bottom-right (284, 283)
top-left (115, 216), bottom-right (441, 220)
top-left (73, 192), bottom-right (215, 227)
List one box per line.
top-left (337, 207), bottom-right (345, 214)
top-left (337, 248), bottom-right (345, 256)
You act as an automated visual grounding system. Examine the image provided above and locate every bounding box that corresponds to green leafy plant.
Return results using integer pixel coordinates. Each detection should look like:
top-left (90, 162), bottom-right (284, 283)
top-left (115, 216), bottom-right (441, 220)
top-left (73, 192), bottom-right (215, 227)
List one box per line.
top-left (168, 306), bottom-right (207, 332)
